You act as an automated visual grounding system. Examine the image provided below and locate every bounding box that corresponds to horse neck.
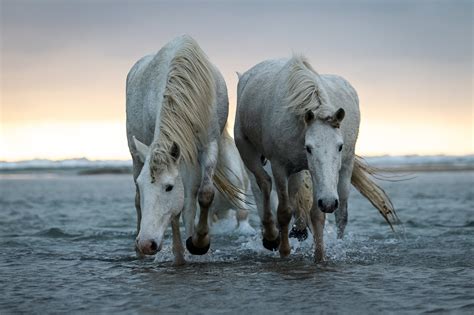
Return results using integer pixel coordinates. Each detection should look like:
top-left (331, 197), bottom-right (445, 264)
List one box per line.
top-left (153, 102), bottom-right (165, 142)
top-left (152, 80), bottom-right (170, 141)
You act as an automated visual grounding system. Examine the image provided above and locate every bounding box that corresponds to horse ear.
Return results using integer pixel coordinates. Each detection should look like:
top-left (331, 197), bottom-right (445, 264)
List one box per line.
top-left (304, 110), bottom-right (315, 124)
top-left (170, 142), bottom-right (180, 162)
top-left (133, 136), bottom-right (149, 163)
top-left (334, 108), bottom-right (345, 123)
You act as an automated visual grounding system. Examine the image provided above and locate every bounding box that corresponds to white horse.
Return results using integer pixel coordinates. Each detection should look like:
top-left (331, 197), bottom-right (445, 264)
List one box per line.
top-left (208, 129), bottom-right (254, 233)
top-left (126, 35), bottom-right (240, 265)
top-left (235, 56), bottom-right (396, 262)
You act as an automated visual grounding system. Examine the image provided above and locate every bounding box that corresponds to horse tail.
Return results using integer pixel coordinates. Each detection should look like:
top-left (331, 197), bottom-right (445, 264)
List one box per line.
top-left (213, 128), bottom-right (249, 210)
top-left (293, 171), bottom-right (313, 229)
top-left (351, 156), bottom-right (399, 231)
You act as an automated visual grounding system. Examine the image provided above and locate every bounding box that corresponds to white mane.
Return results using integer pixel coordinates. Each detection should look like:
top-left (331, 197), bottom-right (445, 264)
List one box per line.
top-left (150, 35), bottom-right (215, 176)
top-left (285, 55), bottom-right (334, 119)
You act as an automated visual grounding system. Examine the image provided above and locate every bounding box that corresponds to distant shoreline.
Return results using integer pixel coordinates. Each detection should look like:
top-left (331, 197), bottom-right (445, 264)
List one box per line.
top-left (0, 165), bottom-right (472, 176)
top-left (1, 155), bottom-right (472, 176)
top-left (375, 165), bottom-right (474, 173)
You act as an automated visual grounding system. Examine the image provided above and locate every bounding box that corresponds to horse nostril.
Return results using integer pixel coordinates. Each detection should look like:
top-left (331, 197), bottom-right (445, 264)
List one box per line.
top-left (318, 199), bottom-right (323, 208)
top-left (150, 240), bottom-right (158, 251)
top-left (334, 199), bottom-right (339, 209)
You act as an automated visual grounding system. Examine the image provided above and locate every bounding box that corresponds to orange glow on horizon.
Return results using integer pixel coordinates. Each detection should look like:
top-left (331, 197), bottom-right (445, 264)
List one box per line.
top-left (1, 51), bottom-right (472, 161)
top-left (1, 1), bottom-right (472, 162)
top-left (1, 121), bottom-right (130, 161)
top-left (1, 71), bottom-right (472, 161)
top-left (1, 105), bottom-right (472, 162)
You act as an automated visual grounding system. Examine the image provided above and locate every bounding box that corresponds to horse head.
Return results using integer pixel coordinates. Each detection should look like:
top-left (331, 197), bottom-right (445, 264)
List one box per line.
top-left (304, 107), bottom-right (345, 213)
top-left (132, 136), bottom-right (184, 255)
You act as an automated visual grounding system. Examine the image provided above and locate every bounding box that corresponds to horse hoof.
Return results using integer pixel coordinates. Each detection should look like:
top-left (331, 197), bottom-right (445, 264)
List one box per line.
top-left (289, 226), bottom-right (308, 242)
top-left (173, 256), bottom-right (186, 266)
top-left (186, 237), bottom-right (210, 255)
top-left (262, 236), bottom-right (280, 251)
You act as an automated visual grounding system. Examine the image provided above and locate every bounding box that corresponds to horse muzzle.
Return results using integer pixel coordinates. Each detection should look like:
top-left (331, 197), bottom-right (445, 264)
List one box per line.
top-left (317, 198), bottom-right (339, 213)
top-left (136, 237), bottom-right (163, 255)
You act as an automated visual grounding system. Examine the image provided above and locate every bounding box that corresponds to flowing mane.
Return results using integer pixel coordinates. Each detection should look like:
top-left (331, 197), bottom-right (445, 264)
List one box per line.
top-left (150, 35), bottom-right (215, 176)
top-left (285, 55), bottom-right (334, 120)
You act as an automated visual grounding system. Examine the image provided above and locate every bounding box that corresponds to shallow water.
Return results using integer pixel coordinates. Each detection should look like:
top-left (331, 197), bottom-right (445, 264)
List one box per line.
top-left (0, 172), bottom-right (473, 314)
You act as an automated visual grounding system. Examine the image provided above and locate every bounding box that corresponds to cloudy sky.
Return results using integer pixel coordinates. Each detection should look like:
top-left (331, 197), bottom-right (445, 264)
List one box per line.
top-left (1, 0), bottom-right (472, 161)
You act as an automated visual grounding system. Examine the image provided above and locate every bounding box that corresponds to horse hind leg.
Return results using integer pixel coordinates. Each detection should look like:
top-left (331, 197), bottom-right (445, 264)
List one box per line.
top-left (234, 200), bottom-right (255, 234)
top-left (235, 136), bottom-right (279, 251)
top-left (236, 208), bottom-right (249, 227)
top-left (186, 140), bottom-right (218, 255)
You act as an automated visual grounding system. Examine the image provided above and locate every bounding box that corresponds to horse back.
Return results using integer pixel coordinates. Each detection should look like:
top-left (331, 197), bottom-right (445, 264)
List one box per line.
top-left (236, 59), bottom-right (288, 151)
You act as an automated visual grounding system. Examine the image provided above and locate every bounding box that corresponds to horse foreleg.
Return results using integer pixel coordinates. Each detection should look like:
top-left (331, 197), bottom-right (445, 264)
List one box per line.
top-left (288, 171), bottom-right (311, 242)
top-left (171, 213), bottom-right (185, 266)
top-left (134, 184), bottom-right (142, 235)
top-left (183, 203), bottom-right (195, 241)
top-left (236, 136), bottom-right (278, 251)
top-left (133, 185), bottom-right (145, 259)
top-left (310, 204), bottom-right (326, 263)
top-left (186, 140), bottom-right (218, 255)
top-left (179, 162), bottom-right (201, 240)
top-left (272, 163), bottom-right (292, 258)
top-left (335, 161), bottom-right (353, 239)
top-left (132, 158), bottom-right (144, 258)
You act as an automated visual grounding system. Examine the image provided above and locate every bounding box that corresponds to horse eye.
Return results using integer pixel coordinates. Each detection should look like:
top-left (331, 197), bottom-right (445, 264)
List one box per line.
top-left (306, 146), bottom-right (312, 154)
top-left (165, 185), bottom-right (174, 192)
top-left (338, 144), bottom-right (343, 152)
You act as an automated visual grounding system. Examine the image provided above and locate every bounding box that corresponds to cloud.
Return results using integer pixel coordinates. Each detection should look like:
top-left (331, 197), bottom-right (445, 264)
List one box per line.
top-left (1, 0), bottom-right (472, 158)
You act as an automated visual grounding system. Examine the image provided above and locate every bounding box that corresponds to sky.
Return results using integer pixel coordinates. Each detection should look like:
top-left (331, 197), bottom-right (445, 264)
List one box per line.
top-left (0, 0), bottom-right (472, 161)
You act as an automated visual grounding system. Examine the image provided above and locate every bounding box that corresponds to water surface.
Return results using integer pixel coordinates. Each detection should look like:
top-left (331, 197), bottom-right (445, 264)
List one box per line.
top-left (0, 172), bottom-right (473, 314)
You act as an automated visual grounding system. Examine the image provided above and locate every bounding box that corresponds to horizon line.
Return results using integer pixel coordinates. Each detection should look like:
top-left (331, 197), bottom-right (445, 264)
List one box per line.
top-left (1, 153), bottom-right (473, 163)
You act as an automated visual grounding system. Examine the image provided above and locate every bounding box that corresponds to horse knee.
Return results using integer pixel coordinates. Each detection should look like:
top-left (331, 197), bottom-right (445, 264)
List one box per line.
top-left (198, 185), bottom-right (215, 208)
top-left (310, 206), bottom-right (325, 224)
top-left (335, 200), bottom-right (348, 220)
top-left (256, 173), bottom-right (272, 197)
top-left (336, 210), bottom-right (348, 224)
top-left (335, 204), bottom-right (348, 238)
top-left (336, 208), bottom-right (348, 229)
top-left (277, 205), bottom-right (292, 227)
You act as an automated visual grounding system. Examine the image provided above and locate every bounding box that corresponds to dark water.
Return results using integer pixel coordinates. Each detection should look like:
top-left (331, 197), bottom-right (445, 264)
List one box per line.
top-left (1, 172), bottom-right (473, 314)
